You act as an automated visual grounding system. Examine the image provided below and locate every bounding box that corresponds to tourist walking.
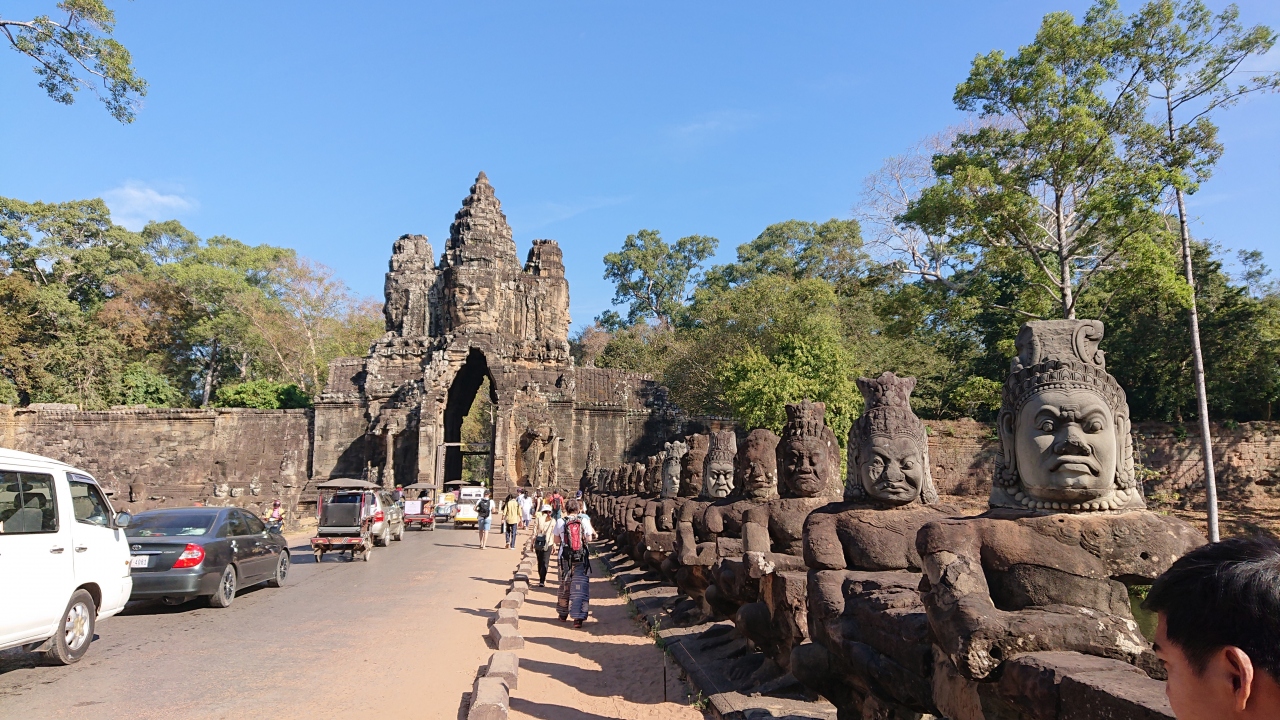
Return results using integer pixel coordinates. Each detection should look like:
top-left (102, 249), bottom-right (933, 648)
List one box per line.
top-left (518, 489), bottom-right (533, 529)
top-left (549, 489), bottom-right (564, 520)
top-left (501, 493), bottom-right (521, 549)
top-left (554, 499), bottom-right (595, 628)
top-left (475, 490), bottom-right (492, 549)
top-left (532, 504), bottom-right (555, 587)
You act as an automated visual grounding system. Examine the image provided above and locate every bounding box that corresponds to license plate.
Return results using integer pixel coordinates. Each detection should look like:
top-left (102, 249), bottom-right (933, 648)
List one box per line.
top-left (130, 555), bottom-right (150, 568)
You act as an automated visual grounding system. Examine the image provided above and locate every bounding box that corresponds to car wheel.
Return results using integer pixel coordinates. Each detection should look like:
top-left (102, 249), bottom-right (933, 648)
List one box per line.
top-left (394, 523), bottom-right (405, 541)
top-left (46, 589), bottom-right (96, 665)
top-left (374, 528), bottom-right (388, 547)
top-left (362, 545), bottom-right (372, 562)
top-left (208, 565), bottom-right (238, 608)
top-left (267, 552), bottom-right (290, 588)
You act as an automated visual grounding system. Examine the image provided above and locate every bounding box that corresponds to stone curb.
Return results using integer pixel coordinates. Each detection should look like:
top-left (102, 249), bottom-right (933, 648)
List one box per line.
top-left (486, 651), bottom-right (520, 690)
top-left (468, 675), bottom-right (510, 720)
top-left (489, 622), bottom-right (525, 650)
top-left (488, 607), bottom-right (519, 629)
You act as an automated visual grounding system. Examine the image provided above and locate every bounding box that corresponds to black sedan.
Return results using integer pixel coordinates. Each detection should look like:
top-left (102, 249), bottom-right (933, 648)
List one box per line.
top-left (125, 507), bottom-right (290, 608)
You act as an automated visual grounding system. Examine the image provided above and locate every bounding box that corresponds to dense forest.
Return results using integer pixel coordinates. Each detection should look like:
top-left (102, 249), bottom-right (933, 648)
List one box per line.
top-left (0, 197), bottom-right (381, 409)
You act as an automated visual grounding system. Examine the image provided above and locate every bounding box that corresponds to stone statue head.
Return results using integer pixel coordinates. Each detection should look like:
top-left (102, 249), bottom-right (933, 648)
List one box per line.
top-left (631, 462), bottom-right (646, 494)
top-left (703, 430), bottom-right (737, 498)
top-left (848, 372), bottom-right (938, 506)
top-left (447, 268), bottom-right (500, 332)
top-left (993, 320), bottom-right (1141, 513)
top-left (662, 441), bottom-right (686, 499)
top-left (645, 453), bottom-right (665, 495)
top-left (736, 429), bottom-right (780, 500)
top-left (780, 400), bottom-right (841, 498)
top-left (681, 433), bottom-right (709, 497)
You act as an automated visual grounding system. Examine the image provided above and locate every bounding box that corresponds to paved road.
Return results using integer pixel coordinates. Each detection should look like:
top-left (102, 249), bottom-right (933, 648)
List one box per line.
top-left (0, 526), bottom-right (524, 719)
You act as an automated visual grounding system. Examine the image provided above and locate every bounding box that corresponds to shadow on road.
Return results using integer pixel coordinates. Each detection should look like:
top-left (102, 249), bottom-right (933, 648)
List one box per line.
top-left (120, 584), bottom-right (271, 616)
top-left (510, 698), bottom-right (620, 720)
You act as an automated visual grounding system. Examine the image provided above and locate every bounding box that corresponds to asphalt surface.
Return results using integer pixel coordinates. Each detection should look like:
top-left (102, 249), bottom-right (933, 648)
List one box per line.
top-left (0, 525), bottom-right (522, 719)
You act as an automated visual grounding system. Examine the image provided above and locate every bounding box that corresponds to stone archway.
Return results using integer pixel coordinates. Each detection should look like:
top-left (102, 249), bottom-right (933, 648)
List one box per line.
top-left (442, 348), bottom-right (496, 483)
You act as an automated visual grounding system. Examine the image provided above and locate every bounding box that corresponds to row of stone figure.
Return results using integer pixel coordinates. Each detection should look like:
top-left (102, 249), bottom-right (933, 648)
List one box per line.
top-left (582, 320), bottom-right (1204, 720)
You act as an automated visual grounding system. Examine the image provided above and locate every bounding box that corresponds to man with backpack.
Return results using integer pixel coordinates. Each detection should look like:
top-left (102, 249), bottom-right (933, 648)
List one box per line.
top-left (554, 499), bottom-right (595, 628)
top-left (549, 490), bottom-right (564, 520)
top-left (475, 490), bottom-right (493, 549)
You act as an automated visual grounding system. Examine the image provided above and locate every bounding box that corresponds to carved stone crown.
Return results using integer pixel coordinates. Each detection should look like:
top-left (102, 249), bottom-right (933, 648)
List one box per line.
top-left (855, 372), bottom-right (927, 445)
top-left (783, 400), bottom-right (827, 442)
top-left (707, 430), bottom-right (737, 463)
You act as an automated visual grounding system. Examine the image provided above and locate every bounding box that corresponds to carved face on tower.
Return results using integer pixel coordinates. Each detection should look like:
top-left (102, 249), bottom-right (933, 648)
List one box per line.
top-left (703, 430), bottom-right (737, 498)
top-left (681, 434), bottom-right (709, 497)
top-left (662, 441), bottom-right (686, 499)
top-left (736, 429), bottom-right (780, 500)
top-left (448, 269), bottom-right (499, 332)
top-left (849, 372), bottom-right (937, 506)
top-left (993, 320), bottom-right (1142, 512)
top-left (780, 401), bottom-right (840, 498)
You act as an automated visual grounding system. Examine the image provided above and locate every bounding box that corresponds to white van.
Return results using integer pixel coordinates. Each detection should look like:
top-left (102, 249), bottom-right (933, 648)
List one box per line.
top-left (0, 448), bottom-right (133, 663)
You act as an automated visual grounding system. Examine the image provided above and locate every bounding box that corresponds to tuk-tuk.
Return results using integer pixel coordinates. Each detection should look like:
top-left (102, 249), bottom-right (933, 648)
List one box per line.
top-left (402, 482), bottom-right (438, 531)
top-left (311, 479), bottom-right (381, 561)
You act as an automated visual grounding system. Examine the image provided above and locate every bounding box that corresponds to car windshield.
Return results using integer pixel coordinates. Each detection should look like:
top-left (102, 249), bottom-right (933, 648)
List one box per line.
top-left (126, 511), bottom-right (218, 537)
top-left (330, 494), bottom-right (362, 503)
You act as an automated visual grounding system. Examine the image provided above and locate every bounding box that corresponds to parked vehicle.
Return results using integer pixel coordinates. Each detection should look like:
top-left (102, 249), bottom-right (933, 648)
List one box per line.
top-left (453, 502), bottom-right (479, 529)
top-left (0, 448), bottom-right (133, 664)
top-left (125, 507), bottom-right (290, 608)
top-left (402, 481), bottom-right (437, 530)
top-left (434, 501), bottom-right (458, 523)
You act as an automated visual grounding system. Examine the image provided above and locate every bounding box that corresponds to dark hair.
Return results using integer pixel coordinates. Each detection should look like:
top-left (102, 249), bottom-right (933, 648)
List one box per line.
top-left (1143, 536), bottom-right (1280, 679)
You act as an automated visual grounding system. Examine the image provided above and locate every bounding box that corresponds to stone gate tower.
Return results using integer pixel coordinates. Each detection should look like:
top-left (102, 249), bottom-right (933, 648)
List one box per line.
top-left (312, 173), bottom-right (677, 496)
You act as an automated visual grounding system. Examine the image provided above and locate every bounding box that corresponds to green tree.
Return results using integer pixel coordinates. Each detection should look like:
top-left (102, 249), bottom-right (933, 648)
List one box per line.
top-left (1125, 0), bottom-right (1280, 540)
top-left (1, 1), bottom-right (147, 122)
top-left (903, 0), bottom-right (1164, 320)
top-left (702, 219), bottom-right (870, 294)
top-left (213, 379), bottom-right (311, 410)
top-left (119, 362), bottom-right (181, 407)
top-left (603, 229), bottom-right (718, 328)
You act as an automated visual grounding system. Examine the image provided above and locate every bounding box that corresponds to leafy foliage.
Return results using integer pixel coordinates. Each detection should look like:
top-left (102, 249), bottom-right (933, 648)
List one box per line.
top-left (603, 229), bottom-right (717, 328)
top-left (213, 380), bottom-right (311, 410)
top-left (0, 195), bottom-right (382, 409)
top-left (1, 1), bottom-right (147, 122)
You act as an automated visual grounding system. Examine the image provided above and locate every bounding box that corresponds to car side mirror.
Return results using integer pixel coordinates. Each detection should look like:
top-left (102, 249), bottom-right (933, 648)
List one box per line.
top-left (115, 511), bottom-right (132, 529)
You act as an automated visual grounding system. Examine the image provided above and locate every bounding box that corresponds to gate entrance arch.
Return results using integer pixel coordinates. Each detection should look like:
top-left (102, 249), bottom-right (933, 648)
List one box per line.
top-left (311, 173), bottom-right (682, 497)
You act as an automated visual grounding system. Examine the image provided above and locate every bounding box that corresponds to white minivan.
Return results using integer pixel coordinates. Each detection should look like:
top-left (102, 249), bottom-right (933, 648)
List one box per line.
top-left (0, 448), bottom-right (133, 663)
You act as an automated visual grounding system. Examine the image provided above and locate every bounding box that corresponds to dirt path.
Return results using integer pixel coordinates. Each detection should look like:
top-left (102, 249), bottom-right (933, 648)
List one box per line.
top-left (506, 540), bottom-right (704, 720)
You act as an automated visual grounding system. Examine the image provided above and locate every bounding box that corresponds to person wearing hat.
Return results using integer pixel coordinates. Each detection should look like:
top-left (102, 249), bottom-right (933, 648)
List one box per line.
top-left (264, 499), bottom-right (284, 533)
top-left (532, 504), bottom-right (557, 587)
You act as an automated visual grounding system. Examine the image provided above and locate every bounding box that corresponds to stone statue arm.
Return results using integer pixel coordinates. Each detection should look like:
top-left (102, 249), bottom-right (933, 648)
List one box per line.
top-left (643, 500), bottom-right (675, 551)
top-left (676, 501), bottom-right (717, 566)
top-left (801, 506), bottom-right (848, 571)
top-left (743, 504), bottom-right (806, 578)
top-left (917, 520), bottom-right (1156, 681)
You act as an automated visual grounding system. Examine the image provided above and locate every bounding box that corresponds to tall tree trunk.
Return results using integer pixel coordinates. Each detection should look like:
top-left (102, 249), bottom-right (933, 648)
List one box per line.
top-left (1167, 97), bottom-right (1218, 541)
top-left (1056, 192), bottom-right (1075, 319)
top-left (201, 338), bottom-right (219, 408)
top-left (1175, 186), bottom-right (1219, 541)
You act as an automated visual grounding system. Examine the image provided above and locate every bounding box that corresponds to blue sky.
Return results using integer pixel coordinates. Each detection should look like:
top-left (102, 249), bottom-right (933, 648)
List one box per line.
top-left (2, 1), bottom-right (1277, 329)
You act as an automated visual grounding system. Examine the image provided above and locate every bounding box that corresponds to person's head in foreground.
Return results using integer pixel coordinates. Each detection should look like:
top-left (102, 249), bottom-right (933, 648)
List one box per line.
top-left (1143, 536), bottom-right (1280, 720)
top-left (565, 499), bottom-right (580, 514)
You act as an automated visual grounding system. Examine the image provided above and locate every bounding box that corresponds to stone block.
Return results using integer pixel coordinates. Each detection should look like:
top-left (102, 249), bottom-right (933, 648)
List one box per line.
top-left (488, 608), bottom-right (518, 629)
top-left (488, 622), bottom-right (525, 650)
top-left (499, 591), bottom-right (524, 609)
top-left (486, 651), bottom-right (520, 690)
top-left (513, 571), bottom-right (530, 584)
top-left (991, 651), bottom-right (1172, 720)
top-left (468, 675), bottom-right (509, 720)
top-left (511, 580), bottom-right (530, 595)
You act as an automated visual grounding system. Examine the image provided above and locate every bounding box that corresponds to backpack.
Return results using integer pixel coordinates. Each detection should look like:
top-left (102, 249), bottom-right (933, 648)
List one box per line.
top-left (565, 515), bottom-right (587, 564)
top-left (476, 498), bottom-right (491, 517)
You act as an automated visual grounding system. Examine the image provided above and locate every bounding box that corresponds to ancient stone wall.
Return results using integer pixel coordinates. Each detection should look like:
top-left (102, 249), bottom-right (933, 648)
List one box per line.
top-left (0, 405), bottom-right (312, 518)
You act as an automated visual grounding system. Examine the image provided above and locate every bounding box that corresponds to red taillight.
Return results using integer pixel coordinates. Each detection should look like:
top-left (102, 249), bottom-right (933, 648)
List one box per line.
top-left (172, 543), bottom-right (205, 569)
top-left (374, 510), bottom-right (384, 523)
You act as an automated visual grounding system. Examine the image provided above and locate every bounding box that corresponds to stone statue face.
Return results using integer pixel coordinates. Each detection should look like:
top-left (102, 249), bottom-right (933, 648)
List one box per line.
top-left (782, 436), bottom-right (830, 497)
top-left (450, 273), bottom-right (498, 329)
top-left (859, 436), bottom-right (925, 506)
top-left (681, 436), bottom-right (707, 497)
top-left (705, 460), bottom-right (734, 498)
top-left (1012, 389), bottom-right (1118, 505)
top-left (662, 442), bottom-right (685, 499)
top-left (737, 430), bottom-right (779, 500)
